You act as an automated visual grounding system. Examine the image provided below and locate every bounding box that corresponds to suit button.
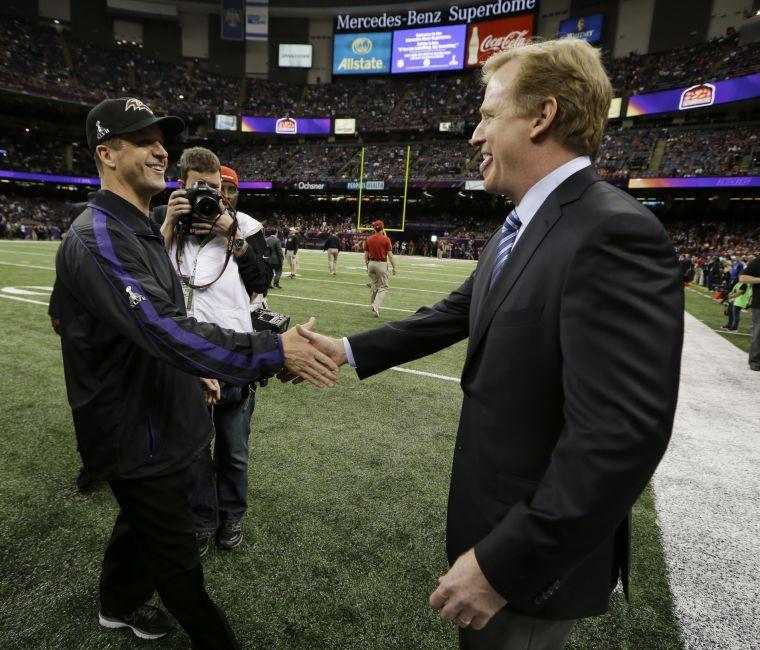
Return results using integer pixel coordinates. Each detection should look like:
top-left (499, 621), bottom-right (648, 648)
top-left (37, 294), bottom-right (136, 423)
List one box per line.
top-left (457, 445), bottom-right (463, 451)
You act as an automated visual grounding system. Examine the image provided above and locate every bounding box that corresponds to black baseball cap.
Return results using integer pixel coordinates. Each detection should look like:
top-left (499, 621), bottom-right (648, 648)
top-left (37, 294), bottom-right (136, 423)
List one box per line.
top-left (86, 97), bottom-right (185, 150)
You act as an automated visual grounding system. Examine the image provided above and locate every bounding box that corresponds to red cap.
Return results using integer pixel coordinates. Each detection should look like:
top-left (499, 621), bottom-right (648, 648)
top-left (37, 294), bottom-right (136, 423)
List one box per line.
top-left (372, 220), bottom-right (384, 230)
top-left (220, 166), bottom-right (238, 187)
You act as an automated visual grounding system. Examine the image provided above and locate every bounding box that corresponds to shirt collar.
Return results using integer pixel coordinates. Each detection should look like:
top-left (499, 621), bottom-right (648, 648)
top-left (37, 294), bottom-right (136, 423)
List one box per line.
top-left (89, 189), bottom-right (154, 235)
top-left (514, 156), bottom-right (592, 230)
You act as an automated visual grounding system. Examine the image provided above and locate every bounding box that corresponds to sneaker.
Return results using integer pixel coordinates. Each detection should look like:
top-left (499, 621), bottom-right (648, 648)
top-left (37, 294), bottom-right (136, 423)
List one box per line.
top-left (217, 520), bottom-right (243, 551)
top-left (371, 305), bottom-right (380, 318)
top-left (99, 604), bottom-right (172, 640)
top-left (196, 531), bottom-right (213, 557)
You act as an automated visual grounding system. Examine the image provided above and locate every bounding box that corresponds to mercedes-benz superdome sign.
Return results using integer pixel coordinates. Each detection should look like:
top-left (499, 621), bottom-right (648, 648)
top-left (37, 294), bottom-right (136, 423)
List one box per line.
top-left (334, 0), bottom-right (537, 33)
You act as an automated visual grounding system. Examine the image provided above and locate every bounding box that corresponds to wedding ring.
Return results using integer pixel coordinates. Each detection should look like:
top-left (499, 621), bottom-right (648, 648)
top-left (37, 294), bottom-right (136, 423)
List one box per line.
top-left (455, 618), bottom-right (471, 628)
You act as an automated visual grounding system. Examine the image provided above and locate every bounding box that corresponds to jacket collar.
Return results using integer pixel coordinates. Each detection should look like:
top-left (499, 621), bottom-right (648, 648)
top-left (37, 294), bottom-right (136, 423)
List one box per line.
top-left (88, 190), bottom-right (161, 239)
top-left (464, 166), bottom-right (602, 372)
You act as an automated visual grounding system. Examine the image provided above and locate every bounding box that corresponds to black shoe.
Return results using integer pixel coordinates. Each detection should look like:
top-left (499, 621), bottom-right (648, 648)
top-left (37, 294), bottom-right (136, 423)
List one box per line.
top-left (76, 467), bottom-right (97, 493)
top-left (99, 604), bottom-right (172, 640)
top-left (750, 366), bottom-right (760, 372)
top-left (274, 283), bottom-right (281, 288)
top-left (217, 520), bottom-right (243, 551)
top-left (196, 531), bottom-right (212, 557)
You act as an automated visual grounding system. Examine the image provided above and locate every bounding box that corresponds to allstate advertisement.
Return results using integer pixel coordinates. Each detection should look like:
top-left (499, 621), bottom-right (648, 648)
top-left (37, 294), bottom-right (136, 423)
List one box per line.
top-left (241, 116), bottom-right (331, 135)
top-left (392, 25), bottom-right (466, 74)
top-left (559, 14), bottom-right (603, 43)
top-left (333, 32), bottom-right (392, 75)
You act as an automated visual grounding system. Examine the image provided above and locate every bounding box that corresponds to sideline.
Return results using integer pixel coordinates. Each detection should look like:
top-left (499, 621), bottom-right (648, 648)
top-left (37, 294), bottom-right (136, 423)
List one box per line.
top-left (653, 312), bottom-right (760, 647)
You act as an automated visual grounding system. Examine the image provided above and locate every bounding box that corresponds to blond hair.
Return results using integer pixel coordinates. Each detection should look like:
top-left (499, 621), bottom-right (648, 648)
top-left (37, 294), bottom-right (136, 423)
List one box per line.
top-left (481, 39), bottom-right (612, 158)
top-left (179, 147), bottom-right (220, 182)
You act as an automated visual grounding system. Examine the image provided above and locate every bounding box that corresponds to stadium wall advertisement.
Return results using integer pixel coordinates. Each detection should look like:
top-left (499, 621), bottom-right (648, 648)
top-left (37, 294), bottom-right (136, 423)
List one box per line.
top-left (392, 25), bottom-right (467, 73)
top-left (629, 177), bottom-right (760, 189)
top-left (334, 0), bottom-right (537, 32)
top-left (626, 73), bottom-right (760, 116)
top-left (333, 32), bottom-right (392, 75)
top-left (240, 117), bottom-right (331, 134)
top-left (0, 170), bottom-right (275, 189)
top-left (464, 14), bottom-right (533, 67)
top-left (558, 14), bottom-right (604, 43)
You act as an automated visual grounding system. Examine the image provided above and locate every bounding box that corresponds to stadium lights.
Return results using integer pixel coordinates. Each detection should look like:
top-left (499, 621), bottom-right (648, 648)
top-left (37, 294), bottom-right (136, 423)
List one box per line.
top-left (53, 19), bottom-right (60, 24)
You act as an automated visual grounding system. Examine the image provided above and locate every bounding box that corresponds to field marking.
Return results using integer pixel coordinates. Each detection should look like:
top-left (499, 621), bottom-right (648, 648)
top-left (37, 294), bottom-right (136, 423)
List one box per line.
top-left (654, 312), bottom-right (760, 646)
top-left (286, 276), bottom-right (449, 295)
top-left (271, 293), bottom-right (415, 313)
top-left (1, 287), bottom-right (52, 296)
top-left (0, 260), bottom-right (55, 271)
top-left (391, 367), bottom-right (459, 382)
top-left (292, 264), bottom-right (466, 285)
top-left (0, 294), bottom-right (49, 306)
top-left (0, 248), bottom-right (57, 258)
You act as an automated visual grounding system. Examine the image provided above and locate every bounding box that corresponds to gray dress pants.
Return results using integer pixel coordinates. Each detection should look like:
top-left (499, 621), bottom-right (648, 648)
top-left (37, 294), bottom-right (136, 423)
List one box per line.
top-left (459, 609), bottom-right (576, 650)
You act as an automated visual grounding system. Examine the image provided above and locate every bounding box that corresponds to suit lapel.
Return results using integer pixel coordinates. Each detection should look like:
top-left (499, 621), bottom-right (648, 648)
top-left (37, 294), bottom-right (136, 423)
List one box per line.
top-left (464, 167), bottom-right (602, 373)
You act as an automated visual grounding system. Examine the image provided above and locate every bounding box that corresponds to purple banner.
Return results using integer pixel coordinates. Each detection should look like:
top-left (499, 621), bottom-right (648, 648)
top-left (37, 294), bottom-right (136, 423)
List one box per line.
top-left (626, 73), bottom-right (760, 117)
top-left (240, 116), bottom-right (331, 135)
top-left (0, 169), bottom-right (100, 185)
top-left (392, 24), bottom-right (466, 74)
top-left (629, 176), bottom-right (760, 189)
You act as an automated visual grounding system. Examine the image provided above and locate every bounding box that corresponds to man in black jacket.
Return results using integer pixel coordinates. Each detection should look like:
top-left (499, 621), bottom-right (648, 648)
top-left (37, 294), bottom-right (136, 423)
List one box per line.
top-left (266, 231), bottom-right (284, 288)
top-left (53, 97), bottom-right (338, 647)
top-left (323, 229), bottom-right (341, 275)
top-left (295, 40), bottom-right (683, 649)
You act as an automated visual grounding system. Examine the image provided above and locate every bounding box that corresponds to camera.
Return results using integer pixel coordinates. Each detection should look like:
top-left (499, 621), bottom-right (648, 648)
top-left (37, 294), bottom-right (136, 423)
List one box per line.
top-left (251, 308), bottom-right (290, 334)
top-left (178, 180), bottom-right (222, 235)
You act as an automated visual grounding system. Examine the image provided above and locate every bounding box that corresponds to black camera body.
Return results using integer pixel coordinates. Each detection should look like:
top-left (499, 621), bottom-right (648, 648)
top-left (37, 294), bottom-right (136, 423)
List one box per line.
top-left (252, 308), bottom-right (290, 334)
top-left (178, 180), bottom-right (222, 235)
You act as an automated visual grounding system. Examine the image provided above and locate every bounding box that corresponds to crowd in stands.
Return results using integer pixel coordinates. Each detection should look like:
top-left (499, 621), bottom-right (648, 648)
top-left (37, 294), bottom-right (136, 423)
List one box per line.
top-left (3, 124), bottom-right (755, 183)
top-left (0, 17), bottom-right (757, 131)
top-left (0, 193), bottom-right (69, 239)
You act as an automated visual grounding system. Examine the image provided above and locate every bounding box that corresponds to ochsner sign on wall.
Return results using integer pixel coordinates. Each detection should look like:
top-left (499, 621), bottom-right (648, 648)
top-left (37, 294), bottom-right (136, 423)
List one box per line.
top-left (464, 14), bottom-right (533, 67)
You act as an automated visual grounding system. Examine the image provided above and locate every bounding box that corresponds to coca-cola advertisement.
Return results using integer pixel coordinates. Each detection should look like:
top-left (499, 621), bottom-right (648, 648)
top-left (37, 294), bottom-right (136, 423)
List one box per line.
top-left (464, 14), bottom-right (534, 68)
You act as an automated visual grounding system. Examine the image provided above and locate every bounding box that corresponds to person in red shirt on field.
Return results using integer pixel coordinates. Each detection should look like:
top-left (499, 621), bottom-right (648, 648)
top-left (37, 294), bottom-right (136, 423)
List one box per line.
top-left (364, 219), bottom-right (397, 317)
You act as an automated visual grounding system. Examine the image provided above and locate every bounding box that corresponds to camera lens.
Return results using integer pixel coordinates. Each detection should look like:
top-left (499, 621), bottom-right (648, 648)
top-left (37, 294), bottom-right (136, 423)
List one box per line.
top-left (195, 195), bottom-right (220, 220)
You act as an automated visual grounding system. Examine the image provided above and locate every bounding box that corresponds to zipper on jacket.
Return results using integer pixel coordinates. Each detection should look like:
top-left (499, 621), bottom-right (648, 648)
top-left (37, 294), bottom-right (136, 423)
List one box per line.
top-left (146, 413), bottom-right (156, 458)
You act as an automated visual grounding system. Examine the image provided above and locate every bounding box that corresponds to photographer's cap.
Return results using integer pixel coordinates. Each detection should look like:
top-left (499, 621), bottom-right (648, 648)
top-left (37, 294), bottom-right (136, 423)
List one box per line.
top-left (372, 219), bottom-right (384, 230)
top-left (86, 97), bottom-right (185, 150)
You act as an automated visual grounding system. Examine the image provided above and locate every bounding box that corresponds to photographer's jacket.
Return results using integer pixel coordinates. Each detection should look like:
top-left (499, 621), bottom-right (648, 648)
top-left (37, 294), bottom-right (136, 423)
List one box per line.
top-left (54, 190), bottom-right (284, 480)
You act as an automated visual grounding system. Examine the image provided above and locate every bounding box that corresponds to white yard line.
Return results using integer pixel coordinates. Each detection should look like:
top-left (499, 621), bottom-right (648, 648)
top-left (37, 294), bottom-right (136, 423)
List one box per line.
top-left (390, 367), bottom-right (459, 382)
top-left (0, 260), bottom-right (55, 271)
top-left (285, 276), bottom-right (449, 295)
top-left (0, 294), bottom-right (49, 306)
top-left (0, 248), bottom-right (57, 258)
top-left (270, 293), bottom-right (415, 313)
top-left (654, 312), bottom-right (760, 648)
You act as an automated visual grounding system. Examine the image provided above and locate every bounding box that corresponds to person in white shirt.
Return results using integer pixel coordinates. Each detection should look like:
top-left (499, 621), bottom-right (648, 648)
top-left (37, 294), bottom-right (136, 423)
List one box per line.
top-left (158, 150), bottom-right (271, 555)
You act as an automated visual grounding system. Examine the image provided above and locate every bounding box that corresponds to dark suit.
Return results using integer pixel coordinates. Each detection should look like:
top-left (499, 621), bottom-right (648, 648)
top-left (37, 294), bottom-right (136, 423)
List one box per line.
top-left (348, 167), bottom-right (683, 620)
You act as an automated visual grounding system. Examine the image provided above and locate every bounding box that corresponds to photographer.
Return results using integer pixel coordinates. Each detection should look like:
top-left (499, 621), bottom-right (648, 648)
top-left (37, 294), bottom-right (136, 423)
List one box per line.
top-left (54, 98), bottom-right (338, 648)
top-left (155, 150), bottom-right (270, 555)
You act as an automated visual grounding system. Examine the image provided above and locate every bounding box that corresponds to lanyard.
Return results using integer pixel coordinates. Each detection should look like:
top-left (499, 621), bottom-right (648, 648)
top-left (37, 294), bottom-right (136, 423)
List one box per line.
top-left (178, 233), bottom-right (213, 311)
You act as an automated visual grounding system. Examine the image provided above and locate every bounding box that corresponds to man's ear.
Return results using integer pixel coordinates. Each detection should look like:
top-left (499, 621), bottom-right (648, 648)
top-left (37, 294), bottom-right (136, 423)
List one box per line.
top-left (96, 144), bottom-right (117, 171)
top-left (529, 97), bottom-right (558, 140)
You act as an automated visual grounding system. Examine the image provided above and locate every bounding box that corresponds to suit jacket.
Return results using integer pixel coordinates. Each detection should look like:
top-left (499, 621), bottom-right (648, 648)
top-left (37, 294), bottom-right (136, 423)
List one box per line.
top-left (347, 167), bottom-right (683, 620)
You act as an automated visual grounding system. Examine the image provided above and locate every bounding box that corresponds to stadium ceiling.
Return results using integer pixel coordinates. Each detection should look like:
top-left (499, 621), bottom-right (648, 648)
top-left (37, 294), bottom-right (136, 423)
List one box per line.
top-left (154, 0), bottom-right (455, 18)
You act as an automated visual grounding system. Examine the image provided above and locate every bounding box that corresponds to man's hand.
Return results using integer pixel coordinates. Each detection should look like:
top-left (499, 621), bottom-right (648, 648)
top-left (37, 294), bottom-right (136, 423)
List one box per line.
top-left (165, 189), bottom-right (192, 228)
top-left (199, 377), bottom-right (221, 406)
top-left (280, 317), bottom-right (340, 388)
top-left (294, 323), bottom-right (348, 367)
top-left (429, 549), bottom-right (507, 631)
top-left (191, 201), bottom-right (236, 239)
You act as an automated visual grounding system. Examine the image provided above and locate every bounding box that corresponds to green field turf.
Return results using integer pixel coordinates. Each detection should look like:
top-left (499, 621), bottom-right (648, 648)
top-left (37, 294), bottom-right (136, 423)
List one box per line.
top-left (0, 242), bottom-right (710, 649)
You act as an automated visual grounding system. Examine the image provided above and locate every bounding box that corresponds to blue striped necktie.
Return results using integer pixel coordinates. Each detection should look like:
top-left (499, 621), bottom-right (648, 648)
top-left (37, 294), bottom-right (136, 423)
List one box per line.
top-left (489, 209), bottom-right (522, 287)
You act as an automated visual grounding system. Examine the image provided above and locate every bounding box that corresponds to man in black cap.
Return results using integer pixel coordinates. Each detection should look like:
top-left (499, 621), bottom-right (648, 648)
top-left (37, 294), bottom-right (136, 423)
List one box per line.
top-left (53, 97), bottom-right (339, 647)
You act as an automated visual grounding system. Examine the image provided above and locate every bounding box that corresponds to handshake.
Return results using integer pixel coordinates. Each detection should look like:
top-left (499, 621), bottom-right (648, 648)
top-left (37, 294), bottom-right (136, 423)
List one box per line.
top-left (276, 317), bottom-right (347, 388)
top-left (199, 317), bottom-right (345, 405)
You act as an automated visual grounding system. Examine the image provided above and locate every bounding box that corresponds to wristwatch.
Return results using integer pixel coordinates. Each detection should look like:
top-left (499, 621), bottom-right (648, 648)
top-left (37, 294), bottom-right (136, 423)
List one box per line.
top-left (233, 237), bottom-right (246, 254)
